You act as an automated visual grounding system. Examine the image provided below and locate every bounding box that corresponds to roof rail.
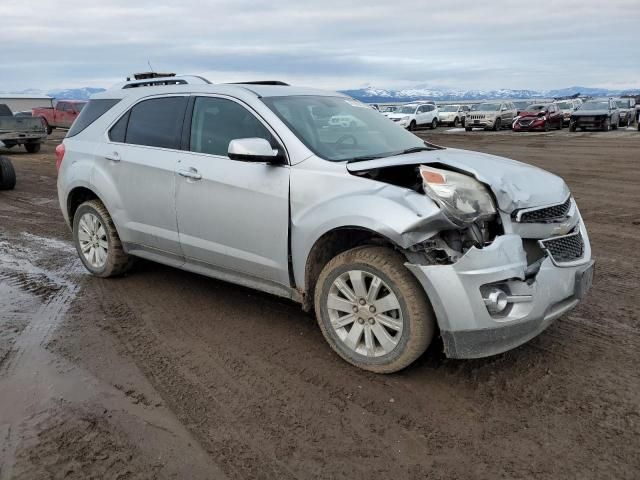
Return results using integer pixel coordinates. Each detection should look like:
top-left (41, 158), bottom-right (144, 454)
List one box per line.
top-left (228, 81), bottom-right (290, 86)
top-left (120, 75), bottom-right (212, 89)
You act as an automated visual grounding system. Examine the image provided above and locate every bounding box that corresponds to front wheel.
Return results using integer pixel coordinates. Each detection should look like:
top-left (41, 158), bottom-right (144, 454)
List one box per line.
top-left (73, 200), bottom-right (134, 278)
top-left (408, 120), bottom-right (416, 131)
top-left (465, 126), bottom-right (472, 132)
top-left (453, 117), bottom-right (460, 128)
top-left (602, 118), bottom-right (610, 132)
top-left (314, 246), bottom-right (435, 373)
top-left (430, 118), bottom-right (438, 129)
top-left (492, 118), bottom-right (502, 131)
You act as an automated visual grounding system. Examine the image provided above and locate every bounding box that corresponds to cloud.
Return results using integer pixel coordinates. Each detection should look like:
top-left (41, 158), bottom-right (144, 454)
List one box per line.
top-left (0, 0), bottom-right (638, 91)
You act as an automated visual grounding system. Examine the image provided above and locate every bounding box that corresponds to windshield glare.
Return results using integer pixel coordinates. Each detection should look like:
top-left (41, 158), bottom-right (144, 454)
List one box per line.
top-left (473, 103), bottom-right (501, 111)
top-left (526, 105), bottom-right (546, 112)
top-left (441, 106), bottom-right (458, 112)
top-left (262, 96), bottom-right (427, 162)
top-left (580, 101), bottom-right (609, 111)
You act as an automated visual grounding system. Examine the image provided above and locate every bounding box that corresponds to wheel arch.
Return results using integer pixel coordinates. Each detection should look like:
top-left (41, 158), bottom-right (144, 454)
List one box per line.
top-left (299, 226), bottom-right (406, 312)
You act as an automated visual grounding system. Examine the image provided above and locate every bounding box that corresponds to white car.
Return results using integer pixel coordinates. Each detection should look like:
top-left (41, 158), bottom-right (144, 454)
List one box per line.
top-left (555, 100), bottom-right (579, 126)
top-left (328, 115), bottom-right (364, 128)
top-left (438, 105), bottom-right (470, 127)
top-left (387, 103), bottom-right (439, 131)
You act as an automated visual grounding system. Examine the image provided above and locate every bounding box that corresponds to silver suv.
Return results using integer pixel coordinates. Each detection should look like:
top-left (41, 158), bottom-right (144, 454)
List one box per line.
top-left (57, 76), bottom-right (594, 373)
top-left (465, 101), bottom-right (517, 131)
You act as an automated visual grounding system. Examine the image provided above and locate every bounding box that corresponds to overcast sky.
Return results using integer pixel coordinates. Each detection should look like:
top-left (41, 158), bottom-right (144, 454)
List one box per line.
top-left (1, 0), bottom-right (639, 92)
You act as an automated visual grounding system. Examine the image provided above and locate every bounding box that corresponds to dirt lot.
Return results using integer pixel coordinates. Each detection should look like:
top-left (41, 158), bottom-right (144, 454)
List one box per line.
top-left (1, 128), bottom-right (639, 479)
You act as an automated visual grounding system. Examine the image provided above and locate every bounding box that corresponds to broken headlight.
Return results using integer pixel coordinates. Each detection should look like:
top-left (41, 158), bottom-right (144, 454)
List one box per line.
top-left (420, 165), bottom-right (496, 225)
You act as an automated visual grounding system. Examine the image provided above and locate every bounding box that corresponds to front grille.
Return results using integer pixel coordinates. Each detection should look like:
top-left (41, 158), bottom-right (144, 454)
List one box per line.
top-left (469, 114), bottom-right (485, 120)
top-left (540, 231), bottom-right (584, 263)
top-left (519, 120), bottom-right (533, 126)
top-left (515, 197), bottom-right (572, 223)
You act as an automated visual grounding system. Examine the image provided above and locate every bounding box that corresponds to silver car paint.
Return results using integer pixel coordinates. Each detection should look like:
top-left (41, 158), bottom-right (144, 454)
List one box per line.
top-left (58, 82), bottom-right (593, 360)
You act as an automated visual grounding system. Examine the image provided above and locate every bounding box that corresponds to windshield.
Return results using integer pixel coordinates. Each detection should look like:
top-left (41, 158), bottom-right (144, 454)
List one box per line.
top-left (579, 101), bottom-right (609, 111)
top-left (441, 106), bottom-right (459, 112)
top-left (395, 105), bottom-right (418, 114)
top-left (616, 100), bottom-right (630, 108)
top-left (262, 96), bottom-right (429, 162)
top-left (513, 101), bottom-right (530, 109)
top-left (557, 102), bottom-right (573, 109)
top-left (473, 103), bottom-right (501, 111)
top-left (525, 105), bottom-right (547, 112)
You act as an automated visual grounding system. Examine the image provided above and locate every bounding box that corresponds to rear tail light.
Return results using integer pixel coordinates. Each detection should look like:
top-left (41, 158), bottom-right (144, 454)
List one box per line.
top-left (55, 144), bottom-right (65, 171)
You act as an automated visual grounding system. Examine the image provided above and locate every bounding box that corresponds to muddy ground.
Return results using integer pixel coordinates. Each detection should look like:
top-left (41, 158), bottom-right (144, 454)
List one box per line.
top-left (0, 127), bottom-right (638, 479)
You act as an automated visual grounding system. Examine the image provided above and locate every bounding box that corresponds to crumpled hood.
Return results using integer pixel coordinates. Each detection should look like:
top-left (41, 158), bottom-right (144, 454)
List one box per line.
top-left (346, 148), bottom-right (569, 213)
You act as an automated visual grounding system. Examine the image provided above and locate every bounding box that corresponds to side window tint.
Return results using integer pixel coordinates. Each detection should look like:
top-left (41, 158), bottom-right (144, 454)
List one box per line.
top-left (189, 97), bottom-right (275, 157)
top-left (125, 96), bottom-right (187, 149)
top-left (109, 111), bottom-right (130, 142)
top-left (67, 99), bottom-right (121, 138)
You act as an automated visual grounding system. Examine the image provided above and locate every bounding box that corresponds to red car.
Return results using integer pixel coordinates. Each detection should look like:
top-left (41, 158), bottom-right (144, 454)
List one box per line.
top-left (513, 103), bottom-right (563, 132)
top-left (33, 100), bottom-right (87, 135)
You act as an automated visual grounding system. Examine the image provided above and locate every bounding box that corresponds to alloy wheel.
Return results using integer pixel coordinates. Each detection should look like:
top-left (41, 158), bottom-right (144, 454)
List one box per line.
top-left (326, 270), bottom-right (404, 357)
top-left (77, 212), bottom-right (108, 269)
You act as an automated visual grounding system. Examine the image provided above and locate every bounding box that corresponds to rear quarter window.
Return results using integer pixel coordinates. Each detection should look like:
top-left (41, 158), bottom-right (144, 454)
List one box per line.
top-left (124, 96), bottom-right (188, 150)
top-left (67, 99), bottom-right (120, 137)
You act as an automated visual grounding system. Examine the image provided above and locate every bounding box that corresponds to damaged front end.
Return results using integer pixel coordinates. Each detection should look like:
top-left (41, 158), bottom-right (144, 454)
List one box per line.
top-left (349, 158), bottom-right (594, 359)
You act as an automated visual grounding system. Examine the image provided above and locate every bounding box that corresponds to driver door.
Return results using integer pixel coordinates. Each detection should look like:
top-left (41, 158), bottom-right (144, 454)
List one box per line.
top-left (175, 96), bottom-right (291, 286)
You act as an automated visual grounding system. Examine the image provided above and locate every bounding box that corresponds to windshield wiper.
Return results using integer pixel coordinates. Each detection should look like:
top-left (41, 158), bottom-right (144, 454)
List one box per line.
top-left (346, 154), bottom-right (391, 163)
top-left (396, 146), bottom-right (432, 155)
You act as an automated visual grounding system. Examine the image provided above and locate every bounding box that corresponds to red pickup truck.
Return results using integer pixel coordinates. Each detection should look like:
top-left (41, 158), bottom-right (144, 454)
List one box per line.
top-left (33, 100), bottom-right (87, 134)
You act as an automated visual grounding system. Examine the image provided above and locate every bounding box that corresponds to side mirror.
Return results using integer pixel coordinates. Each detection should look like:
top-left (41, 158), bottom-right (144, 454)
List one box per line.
top-left (228, 138), bottom-right (285, 164)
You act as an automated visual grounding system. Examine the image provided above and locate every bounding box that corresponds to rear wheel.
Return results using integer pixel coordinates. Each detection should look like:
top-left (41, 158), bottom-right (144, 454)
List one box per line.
top-left (0, 156), bottom-right (16, 190)
top-left (24, 143), bottom-right (41, 154)
top-left (314, 246), bottom-right (435, 373)
top-left (73, 200), bottom-right (134, 278)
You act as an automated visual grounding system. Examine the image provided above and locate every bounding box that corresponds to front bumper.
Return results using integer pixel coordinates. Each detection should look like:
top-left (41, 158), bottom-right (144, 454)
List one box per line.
top-left (406, 219), bottom-right (593, 359)
top-left (513, 119), bottom-right (545, 131)
top-left (571, 116), bottom-right (607, 129)
top-left (466, 118), bottom-right (496, 129)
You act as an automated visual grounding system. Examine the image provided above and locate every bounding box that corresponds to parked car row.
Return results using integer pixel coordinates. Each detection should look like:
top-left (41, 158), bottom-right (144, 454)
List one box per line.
top-left (376, 96), bottom-right (636, 134)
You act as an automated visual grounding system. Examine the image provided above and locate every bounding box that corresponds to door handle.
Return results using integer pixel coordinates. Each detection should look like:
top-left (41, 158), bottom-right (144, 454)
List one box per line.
top-left (105, 151), bottom-right (120, 162)
top-left (178, 168), bottom-right (202, 180)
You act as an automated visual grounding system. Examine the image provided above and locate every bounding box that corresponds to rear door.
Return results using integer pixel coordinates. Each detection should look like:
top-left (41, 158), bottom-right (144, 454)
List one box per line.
top-left (175, 95), bottom-right (291, 286)
top-left (94, 95), bottom-right (187, 257)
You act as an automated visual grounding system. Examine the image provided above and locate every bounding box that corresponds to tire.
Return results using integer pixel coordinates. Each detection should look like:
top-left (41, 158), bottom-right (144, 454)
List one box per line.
top-left (430, 118), bottom-right (438, 129)
top-left (557, 119), bottom-right (563, 130)
top-left (73, 199), bottom-right (134, 278)
top-left (602, 118), bottom-right (610, 132)
top-left (465, 127), bottom-right (472, 132)
top-left (453, 117), bottom-right (461, 128)
top-left (40, 118), bottom-right (52, 135)
top-left (544, 122), bottom-right (550, 132)
top-left (0, 156), bottom-right (16, 190)
top-left (24, 143), bottom-right (41, 154)
top-left (408, 120), bottom-right (416, 131)
top-left (2, 141), bottom-right (16, 149)
top-left (492, 118), bottom-right (501, 131)
top-left (314, 246), bottom-right (436, 373)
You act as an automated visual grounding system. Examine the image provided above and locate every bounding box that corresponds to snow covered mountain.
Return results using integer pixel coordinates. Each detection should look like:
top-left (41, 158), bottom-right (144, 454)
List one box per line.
top-left (2, 87), bottom-right (106, 100)
top-left (340, 85), bottom-right (638, 103)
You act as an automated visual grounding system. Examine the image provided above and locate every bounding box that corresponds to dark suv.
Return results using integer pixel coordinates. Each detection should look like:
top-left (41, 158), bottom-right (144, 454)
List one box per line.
top-left (570, 99), bottom-right (620, 132)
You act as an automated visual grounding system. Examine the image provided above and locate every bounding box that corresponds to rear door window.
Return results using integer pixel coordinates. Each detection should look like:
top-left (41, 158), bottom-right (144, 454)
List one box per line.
top-left (124, 96), bottom-right (188, 150)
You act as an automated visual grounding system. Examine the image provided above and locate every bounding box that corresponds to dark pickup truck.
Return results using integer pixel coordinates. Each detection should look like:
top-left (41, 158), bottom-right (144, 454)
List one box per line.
top-left (0, 104), bottom-right (47, 153)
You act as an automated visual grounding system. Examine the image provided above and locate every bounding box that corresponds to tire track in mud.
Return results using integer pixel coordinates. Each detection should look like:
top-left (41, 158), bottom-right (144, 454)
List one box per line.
top-left (0, 234), bottom-right (81, 479)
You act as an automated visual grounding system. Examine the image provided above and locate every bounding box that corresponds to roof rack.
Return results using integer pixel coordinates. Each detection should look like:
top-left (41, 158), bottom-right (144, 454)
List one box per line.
top-left (121, 75), bottom-right (212, 89)
top-left (228, 81), bottom-right (290, 86)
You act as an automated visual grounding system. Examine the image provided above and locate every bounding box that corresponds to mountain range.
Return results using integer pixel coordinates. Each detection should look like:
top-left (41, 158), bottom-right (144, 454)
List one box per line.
top-left (340, 85), bottom-right (639, 103)
top-left (4, 85), bottom-right (638, 103)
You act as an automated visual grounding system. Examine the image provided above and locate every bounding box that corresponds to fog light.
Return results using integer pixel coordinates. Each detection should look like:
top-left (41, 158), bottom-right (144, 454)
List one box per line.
top-left (484, 287), bottom-right (508, 314)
